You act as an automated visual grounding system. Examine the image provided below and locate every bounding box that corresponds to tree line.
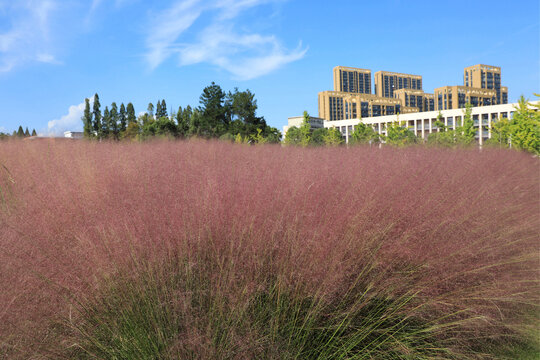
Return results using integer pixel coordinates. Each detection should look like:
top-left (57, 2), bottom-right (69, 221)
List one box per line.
top-left (0, 126), bottom-right (37, 140)
top-left (285, 96), bottom-right (539, 154)
top-left (82, 82), bottom-right (281, 143)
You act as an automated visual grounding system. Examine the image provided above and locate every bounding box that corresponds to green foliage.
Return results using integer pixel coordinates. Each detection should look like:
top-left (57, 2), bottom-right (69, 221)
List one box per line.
top-left (83, 98), bottom-right (93, 138)
top-left (349, 122), bottom-right (380, 145)
top-left (31, 129), bottom-right (37, 137)
top-left (310, 128), bottom-right (328, 146)
top-left (284, 126), bottom-right (301, 145)
top-left (79, 85), bottom-right (286, 143)
top-left (385, 120), bottom-right (417, 146)
top-left (16, 126), bottom-right (24, 137)
top-left (323, 126), bottom-right (344, 146)
top-left (92, 93), bottom-right (102, 137)
top-left (427, 103), bottom-right (476, 147)
top-left (119, 103), bottom-right (127, 133)
top-left (299, 111), bottom-right (311, 147)
top-left (126, 103), bottom-right (136, 125)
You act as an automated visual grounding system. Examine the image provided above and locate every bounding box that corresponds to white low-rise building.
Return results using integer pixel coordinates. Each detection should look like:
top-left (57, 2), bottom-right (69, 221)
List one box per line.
top-left (286, 102), bottom-right (538, 145)
top-left (64, 131), bottom-right (84, 139)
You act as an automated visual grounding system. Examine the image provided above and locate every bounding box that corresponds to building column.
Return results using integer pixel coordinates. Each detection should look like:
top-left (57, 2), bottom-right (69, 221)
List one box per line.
top-left (345, 125), bottom-right (349, 144)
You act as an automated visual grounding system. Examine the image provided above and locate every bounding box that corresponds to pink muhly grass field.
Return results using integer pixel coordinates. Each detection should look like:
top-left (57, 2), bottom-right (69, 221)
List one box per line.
top-left (0, 139), bottom-right (538, 358)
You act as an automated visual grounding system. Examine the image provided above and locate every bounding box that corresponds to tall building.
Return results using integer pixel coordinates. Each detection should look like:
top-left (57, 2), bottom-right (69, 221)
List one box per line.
top-left (333, 66), bottom-right (372, 94)
top-left (374, 71), bottom-right (422, 98)
top-left (318, 91), bottom-right (405, 120)
top-left (316, 63), bottom-right (509, 122)
top-left (434, 86), bottom-right (497, 110)
top-left (463, 64), bottom-right (507, 104)
top-left (393, 89), bottom-right (435, 112)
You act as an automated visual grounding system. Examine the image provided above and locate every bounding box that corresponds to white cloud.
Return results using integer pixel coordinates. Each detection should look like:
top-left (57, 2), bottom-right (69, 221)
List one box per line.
top-left (47, 98), bottom-right (93, 136)
top-left (0, 0), bottom-right (59, 72)
top-left (145, 0), bottom-right (306, 80)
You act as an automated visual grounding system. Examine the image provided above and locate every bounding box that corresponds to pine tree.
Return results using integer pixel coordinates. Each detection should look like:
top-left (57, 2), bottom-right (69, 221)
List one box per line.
top-left (83, 98), bottom-right (93, 138)
top-left (161, 99), bottom-right (168, 118)
top-left (156, 100), bottom-right (162, 119)
top-left (147, 103), bottom-right (154, 119)
top-left (31, 129), bottom-right (37, 136)
top-left (110, 102), bottom-right (119, 139)
top-left (102, 106), bottom-right (110, 138)
top-left (17, 126), bottom-right (24, 137)
top-left (92, 93), bottom-right (102, 138)
top-left (24, 127), bottom-right (30, 137)
top-left (127, 103), bottom-right (136, 124)
top-left (119, 103), bottom-right (127, 132)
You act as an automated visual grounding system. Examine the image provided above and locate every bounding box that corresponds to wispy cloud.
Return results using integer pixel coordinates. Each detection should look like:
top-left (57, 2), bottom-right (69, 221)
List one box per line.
top-left (144, 0), bottom-right (306, 80)
top-left (0, 0), bottom-right (59, 72)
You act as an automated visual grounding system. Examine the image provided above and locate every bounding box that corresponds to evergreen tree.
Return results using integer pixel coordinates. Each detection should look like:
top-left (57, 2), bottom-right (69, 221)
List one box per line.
top-left (102, 106), bottom-right (110, 138)
top-left (147, 103), bottom-right (154, 119)
top-left (127, 103), bottom-right (136, 124)
top-left (110, 102), bottom-right (119, 139)
top-left (31, 129), bottom-right (37, 136)
top-left (199, 82), bottom-right (227, 137)
top-left (17, 126), bottom-right (24, 137)
top-left (24, 127), bottom-right (30, 137)
top-left (156, 100), bottom-right (162, 119)
top-left (83, 98), bottom-right (93, 138)
top-left (119, 103), bottom-right (127, 132)
top-left (161, 99), bottom-right (168, 118)
top-left (92, 93), bottom-right (102, 138)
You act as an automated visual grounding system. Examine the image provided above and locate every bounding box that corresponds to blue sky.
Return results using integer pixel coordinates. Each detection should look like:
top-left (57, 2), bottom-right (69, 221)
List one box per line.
top-left (0, 0), bottom-right (538, 135)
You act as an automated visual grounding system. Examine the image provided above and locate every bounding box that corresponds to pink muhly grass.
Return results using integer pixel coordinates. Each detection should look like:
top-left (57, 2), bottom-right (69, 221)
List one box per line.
top-left (0, 139), bottom-right (538, 358)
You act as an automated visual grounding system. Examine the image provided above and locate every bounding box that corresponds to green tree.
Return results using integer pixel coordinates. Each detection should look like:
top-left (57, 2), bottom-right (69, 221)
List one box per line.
top-left (31, 129), bottom-right (37, 136)
top-left (110, 102), bottom-right (119, 139)
top-left (349, 122), bottom-right (380, 145)
top-left (299, 111), bottom-right (311, 147)
top-left (24, 127), bottom-right (30, 137)
top-left (161, 100), bottom-right (168, 118)
top-left (284, 126), bottom-right (301, 145)
top-left (199, 82), bottom-right (227, 137)
top-left (101, 106), bottom-right (110, 138)
top-left (147, 103), bottom-right (154, 119)
top-left (155, 100), bottom-right (162, 119)
top-left (119, 103), bottom-right (127, 133)
top-left (385, 118), bottom-right (417, 146)
top-left (83, 98), bottom-right (93, 138)
top-left (92, 93), bottom-right (102, 138)
top-left (122, 122), bottom-right (140, 140)
top-left (457, 102), bottom-right (476, 145)
top-left (323, 126), bottom-right (344, 146)
top-left (127, 103), bottom-right (136, 124)
top-left (16, 126), bottom-right (24, 137)
top-left (506, 95), bottom-right (540, 154)
top-left (311, 128), bottom-right (329, 146)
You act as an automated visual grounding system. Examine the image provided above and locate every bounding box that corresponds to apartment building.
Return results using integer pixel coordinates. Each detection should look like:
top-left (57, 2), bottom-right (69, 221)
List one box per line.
top-left (393, 89), bottom-right (435, 112)
top-left (434, 86), bottom-right (497, 110)
top-left (464, 64), bottom-right (507, 104)
top-left (315, 63), bottom-right (509, 122)
top-left (374, 71), bottom-right (422, 98)
top-left (333, 66), bottom-right (371, 94)
top-left (318, 91), bottom-right (403, 120)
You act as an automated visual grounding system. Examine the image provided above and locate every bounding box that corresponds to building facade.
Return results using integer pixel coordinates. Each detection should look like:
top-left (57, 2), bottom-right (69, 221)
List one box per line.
top-left (393, 89), bottom-right (435, 112)
top-left (463, 64), bottom-right (507, 105)
top-left (374, 71), bottom-right (422, 98)
top-left (319, 102), bottom-right (532, 146)
top-left (318, 91), bottom-right (404, 121)
top-left (316, 63), bottom-right (509, 122)
top-left (333, 66), bottom-right (371, 94)
top-left (434, 86), bottom-right (497, 110)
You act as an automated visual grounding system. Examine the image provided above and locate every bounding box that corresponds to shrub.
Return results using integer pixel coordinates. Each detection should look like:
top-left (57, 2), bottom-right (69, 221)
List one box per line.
top-left (0, 140), bottom-right (538, 358)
